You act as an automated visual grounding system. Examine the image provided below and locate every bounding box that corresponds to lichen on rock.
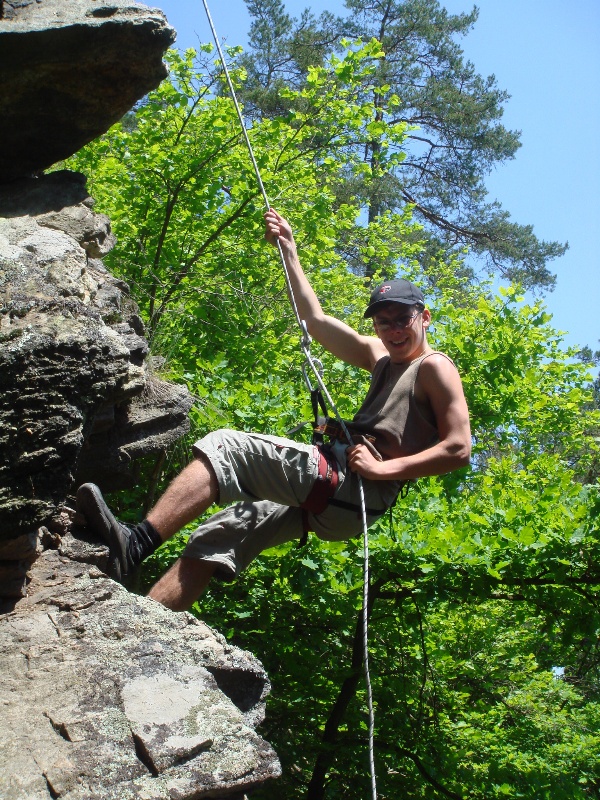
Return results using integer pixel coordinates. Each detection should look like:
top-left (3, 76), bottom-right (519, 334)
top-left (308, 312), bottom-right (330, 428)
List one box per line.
top-left (0, 3), bottom-right (281, 796)
top-left (0, 543), bottom-right (281, 799)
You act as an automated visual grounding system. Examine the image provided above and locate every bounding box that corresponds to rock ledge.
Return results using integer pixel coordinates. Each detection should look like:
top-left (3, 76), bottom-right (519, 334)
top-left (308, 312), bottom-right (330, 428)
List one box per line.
top-left (0, 536), bottom-right (281, 799)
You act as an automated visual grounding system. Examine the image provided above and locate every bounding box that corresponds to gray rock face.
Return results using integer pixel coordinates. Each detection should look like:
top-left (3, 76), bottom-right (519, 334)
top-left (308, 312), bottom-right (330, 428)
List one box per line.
top-left (0, 539), bottom-right (281, 799)
top-left (0, 0), bottom-right (176, 181)
top-left (0, 171), bottom-right (193, 596)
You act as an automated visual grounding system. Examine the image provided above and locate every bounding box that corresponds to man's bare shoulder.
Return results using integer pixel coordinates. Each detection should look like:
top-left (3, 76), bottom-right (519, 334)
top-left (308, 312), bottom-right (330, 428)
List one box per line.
top-left (420, 351), bottom-right (458, 372)
top-left (314, 315), bottom-right (386, 372)
top-left (416, 351), bottom-right (464, 399)
top-left (366, 337), bottom-right (389, 371)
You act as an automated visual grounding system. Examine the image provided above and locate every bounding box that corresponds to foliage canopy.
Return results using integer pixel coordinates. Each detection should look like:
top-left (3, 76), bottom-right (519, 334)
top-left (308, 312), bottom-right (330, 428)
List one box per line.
top-left (65, 39), bottom-right (599, 800)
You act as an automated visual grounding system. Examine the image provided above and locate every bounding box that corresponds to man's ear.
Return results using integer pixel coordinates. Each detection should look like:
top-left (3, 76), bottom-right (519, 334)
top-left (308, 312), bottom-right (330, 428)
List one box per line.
top-left (422, 308), bottom-right (432, 329)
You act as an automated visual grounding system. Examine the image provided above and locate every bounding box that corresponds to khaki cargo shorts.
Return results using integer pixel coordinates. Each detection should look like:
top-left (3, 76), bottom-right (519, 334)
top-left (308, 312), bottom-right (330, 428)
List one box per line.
top-left (182, 429), bottom-right (401, 579)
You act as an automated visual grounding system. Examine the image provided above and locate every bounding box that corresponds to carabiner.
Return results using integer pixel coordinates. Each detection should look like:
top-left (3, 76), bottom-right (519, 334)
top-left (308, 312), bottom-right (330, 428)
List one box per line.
top-left (302, 357), bottom-right (324, 393)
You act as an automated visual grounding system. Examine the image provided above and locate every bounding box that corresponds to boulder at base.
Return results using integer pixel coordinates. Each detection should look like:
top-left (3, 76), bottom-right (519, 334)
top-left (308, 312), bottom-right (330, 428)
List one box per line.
top-left (0, 534), bottom-right (281, 799)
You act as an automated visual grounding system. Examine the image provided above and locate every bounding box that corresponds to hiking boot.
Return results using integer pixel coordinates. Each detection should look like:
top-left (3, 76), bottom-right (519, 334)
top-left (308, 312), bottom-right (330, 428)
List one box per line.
top-left (76, 483), bottom-right (137, 583)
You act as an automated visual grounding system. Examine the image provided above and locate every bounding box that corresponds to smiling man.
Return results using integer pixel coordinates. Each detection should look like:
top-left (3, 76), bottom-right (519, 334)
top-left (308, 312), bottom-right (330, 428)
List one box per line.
top-left (264, 209), bottom-right (471, 483)
top-left (76, 209), bottom-right (471, 611)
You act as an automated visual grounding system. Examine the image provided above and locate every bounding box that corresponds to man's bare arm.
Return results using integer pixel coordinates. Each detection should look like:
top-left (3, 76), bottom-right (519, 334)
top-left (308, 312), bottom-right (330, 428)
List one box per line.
top-left (265, 209), bottom-right (385, 372)
top-left (347, 354), bottom-right (471, 480)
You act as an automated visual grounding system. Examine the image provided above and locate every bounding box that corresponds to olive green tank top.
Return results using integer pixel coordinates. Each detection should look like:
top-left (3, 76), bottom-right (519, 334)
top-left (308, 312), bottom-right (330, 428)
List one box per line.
top-left (349, 352), bottom-right (452, 460)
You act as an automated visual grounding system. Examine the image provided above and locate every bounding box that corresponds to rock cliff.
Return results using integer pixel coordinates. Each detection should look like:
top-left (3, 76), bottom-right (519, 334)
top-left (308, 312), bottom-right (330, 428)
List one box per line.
top-left (0, 1), bottom-right (281, 796)
top-left (0, 169), bottom-right (193, 597)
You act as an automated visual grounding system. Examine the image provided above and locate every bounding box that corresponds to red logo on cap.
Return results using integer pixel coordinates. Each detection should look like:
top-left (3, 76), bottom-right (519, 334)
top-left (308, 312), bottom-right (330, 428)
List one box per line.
top-left (379, 285), bottom-right (392, 294)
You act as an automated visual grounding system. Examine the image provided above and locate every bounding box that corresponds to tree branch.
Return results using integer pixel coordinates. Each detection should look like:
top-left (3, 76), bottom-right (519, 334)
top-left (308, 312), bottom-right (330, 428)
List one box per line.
top-left (306, 578), bottom-right (384, 800)
top-left (382, 741), bottom-right (468, 800)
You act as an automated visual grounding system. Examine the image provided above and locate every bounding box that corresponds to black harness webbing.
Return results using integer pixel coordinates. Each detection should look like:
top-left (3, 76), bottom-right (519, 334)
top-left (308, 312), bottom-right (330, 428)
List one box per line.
top-left (328, 497), bottom-right (388, 517)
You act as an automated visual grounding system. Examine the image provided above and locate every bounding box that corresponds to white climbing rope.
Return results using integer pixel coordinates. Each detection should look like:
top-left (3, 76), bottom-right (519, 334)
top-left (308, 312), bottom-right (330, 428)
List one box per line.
top-left (198, 2), bottom-right (378, 796)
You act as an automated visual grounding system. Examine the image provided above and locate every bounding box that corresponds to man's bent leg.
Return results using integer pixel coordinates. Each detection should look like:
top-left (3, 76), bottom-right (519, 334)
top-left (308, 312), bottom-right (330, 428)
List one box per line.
top-left (146, 453), bottom-right (219, 539)
top-left (147, 556), bottom-right (217, 611)
top-left (77, 453), bottom-right (219, 583)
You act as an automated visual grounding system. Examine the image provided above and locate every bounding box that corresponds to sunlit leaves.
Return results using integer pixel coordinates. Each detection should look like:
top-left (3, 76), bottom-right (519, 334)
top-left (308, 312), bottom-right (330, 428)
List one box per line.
top-left (66, 41), bottom-right (600, 800)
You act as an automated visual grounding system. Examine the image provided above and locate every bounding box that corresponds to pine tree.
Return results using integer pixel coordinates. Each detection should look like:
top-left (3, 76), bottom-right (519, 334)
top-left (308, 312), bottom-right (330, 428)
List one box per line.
top-left (237, 0), bottom-right (567, 288)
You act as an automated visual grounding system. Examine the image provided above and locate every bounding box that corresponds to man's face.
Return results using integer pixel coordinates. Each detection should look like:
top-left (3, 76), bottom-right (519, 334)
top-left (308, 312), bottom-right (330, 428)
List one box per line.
top-left (372, 303), bottom-right (431, 363)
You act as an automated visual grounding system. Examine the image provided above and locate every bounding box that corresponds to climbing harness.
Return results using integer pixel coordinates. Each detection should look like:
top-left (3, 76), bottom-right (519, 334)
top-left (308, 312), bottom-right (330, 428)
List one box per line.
top-left (199, 2), bottom-right (378, 796)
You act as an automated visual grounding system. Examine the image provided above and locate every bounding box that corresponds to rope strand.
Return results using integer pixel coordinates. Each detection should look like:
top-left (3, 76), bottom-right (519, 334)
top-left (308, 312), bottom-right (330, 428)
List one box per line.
top-left (199, 3), bottom-right (377, 795)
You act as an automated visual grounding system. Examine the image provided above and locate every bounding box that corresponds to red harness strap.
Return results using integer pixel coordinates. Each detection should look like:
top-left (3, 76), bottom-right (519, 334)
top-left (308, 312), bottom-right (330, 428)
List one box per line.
top-left (299, 445), bottom-right (339, 535)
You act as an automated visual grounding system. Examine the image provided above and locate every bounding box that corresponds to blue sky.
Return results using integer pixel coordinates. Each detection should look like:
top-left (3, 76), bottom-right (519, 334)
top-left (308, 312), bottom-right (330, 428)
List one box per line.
top-left (151, 0), bottom-right (600, 353)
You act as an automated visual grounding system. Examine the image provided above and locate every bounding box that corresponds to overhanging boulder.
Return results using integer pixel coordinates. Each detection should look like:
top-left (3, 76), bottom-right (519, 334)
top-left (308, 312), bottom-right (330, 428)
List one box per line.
top-left (0, 0), bottom-right (176, 181)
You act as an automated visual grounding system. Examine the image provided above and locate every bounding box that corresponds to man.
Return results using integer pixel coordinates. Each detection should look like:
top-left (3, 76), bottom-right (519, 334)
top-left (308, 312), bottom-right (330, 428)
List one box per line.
top-left (76, 209), bottom-right (471, 611)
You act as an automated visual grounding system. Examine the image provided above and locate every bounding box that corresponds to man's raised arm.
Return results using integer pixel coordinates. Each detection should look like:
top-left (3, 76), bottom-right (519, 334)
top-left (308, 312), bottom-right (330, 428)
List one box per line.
top-left (264, 209), bottom-right (384, 373)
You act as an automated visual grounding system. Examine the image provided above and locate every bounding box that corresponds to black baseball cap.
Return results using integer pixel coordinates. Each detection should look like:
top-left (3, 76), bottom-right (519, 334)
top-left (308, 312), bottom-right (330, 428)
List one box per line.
top-left (364, 279), bottom-right (425, 318)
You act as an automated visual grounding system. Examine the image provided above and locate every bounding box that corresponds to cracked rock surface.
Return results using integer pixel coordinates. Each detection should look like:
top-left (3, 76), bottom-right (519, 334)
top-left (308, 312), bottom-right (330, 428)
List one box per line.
top-left (0, 538), bottom-right (281, 799)
top-left (0, 5), bottom-right (281, 798)
top-left (0, 171), bottom-right (193, 596)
